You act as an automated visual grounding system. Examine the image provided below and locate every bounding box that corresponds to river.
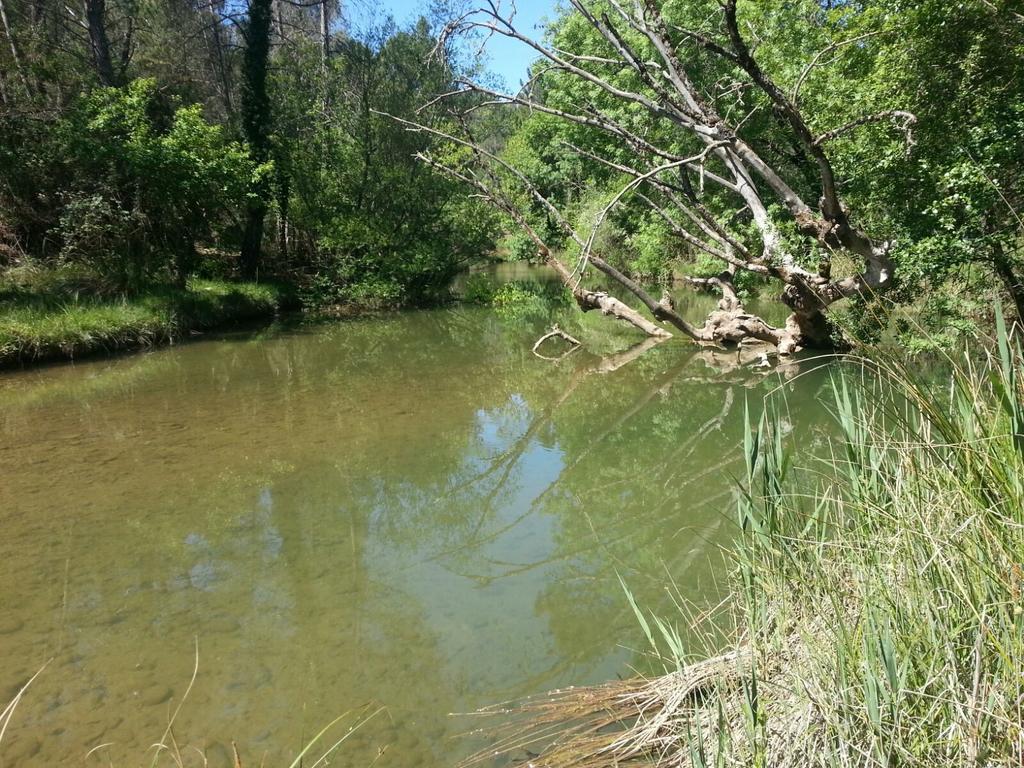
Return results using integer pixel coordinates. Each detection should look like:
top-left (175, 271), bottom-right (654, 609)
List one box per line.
top-left (0, 270), bottom-right (838, 766)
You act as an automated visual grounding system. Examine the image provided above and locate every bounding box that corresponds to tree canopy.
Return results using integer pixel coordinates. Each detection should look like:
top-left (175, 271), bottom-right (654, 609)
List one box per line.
top-left (0, 0), bottom-right (1021, 348)
top-left (0, 0), bottom-right (495, 305)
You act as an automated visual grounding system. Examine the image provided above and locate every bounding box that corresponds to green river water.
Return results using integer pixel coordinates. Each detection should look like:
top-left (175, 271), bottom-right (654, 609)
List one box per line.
top-left (0, 268), bottom-right (839, 767)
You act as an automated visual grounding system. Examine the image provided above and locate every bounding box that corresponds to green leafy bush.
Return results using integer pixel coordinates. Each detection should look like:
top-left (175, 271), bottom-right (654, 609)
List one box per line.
top-left (3, 80), bottom-right (253, 291)
top-left (491, 280), bottom-right (569, 320)
top-left (461, 273), bottom-right (499, 304)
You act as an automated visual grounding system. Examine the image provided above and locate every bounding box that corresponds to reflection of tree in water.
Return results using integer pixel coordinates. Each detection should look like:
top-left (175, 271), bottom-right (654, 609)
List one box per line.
top-left (205, 476), bottom-right (466, 768)
top-left (0, 310), bottom-right (564, 766)
top-left (346, 337), bottom-right (839, 689)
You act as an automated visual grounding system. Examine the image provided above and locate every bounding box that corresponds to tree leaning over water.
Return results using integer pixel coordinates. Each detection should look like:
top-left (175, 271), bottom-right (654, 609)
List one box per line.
top-left (0, 0), bottom-right (1020, 336)
top-left (409, 0), bottom-right (1017, 354)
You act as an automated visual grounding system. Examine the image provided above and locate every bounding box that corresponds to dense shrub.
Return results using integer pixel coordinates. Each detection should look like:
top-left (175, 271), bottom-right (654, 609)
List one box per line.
top-left (3, 80), bottom-right (253, 291)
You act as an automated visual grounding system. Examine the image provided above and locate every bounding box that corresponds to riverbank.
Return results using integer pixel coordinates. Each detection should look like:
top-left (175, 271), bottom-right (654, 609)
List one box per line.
top-left (0, 275), bottom-right (296, 368)
top-left (480, 325), bottom-right (1024, 767)
top-left (0, 261), bottom-right (569, 370)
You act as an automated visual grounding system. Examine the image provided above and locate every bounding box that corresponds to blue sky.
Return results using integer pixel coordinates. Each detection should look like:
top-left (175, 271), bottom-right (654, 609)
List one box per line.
top-left (346, 0), bottom-right (558, 91)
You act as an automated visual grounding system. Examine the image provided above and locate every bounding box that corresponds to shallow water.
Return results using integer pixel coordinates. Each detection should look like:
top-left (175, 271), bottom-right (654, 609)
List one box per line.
top-left (0, 280), bottom-right (837, 767)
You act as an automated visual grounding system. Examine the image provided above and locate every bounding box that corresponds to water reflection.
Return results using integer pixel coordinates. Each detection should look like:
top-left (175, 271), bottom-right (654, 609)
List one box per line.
top-left (0, 304), bottom-right (837, 767)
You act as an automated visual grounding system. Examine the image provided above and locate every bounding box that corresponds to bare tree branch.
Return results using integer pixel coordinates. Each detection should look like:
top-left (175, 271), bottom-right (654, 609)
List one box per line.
top-left (814, 109), bottom-right (917, 149)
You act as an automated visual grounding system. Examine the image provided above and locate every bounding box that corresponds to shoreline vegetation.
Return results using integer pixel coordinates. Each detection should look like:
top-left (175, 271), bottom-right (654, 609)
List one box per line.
top-left (468, 319), bottom-right (1024, 768)
top-left (0, 265), bottom-right (558, 370)
top-left (0, 271), bottom-right (297, 368)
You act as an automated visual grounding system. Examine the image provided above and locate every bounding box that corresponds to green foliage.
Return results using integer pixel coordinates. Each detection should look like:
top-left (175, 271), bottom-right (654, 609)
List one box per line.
top-left (492, 280), bottom-right (570, 320)
top-left (461, 273), bottom-right (500, 304)
top-left (2, 79), bottom-right (253, 290)
top-left (498, 230), bottom-right (543, 263)
top-left (591, 320), bottom-right (1024, 766)
top-left (730, 326), bottom-right (1024, 764)
top-left (782, 0), bottom-right (1024, 340)
top-left (273, 19), bottom-right (499, 308)
top-left (0, 5), bottom-right (498, 314)
top-left (56, 194), bottom-right (149, 281)
top-left (688, 253), bottom-right (767, 299)
top-left (2, 0), bottom-right (1022, 342)
top-left (623, 214), bottom-right (675, 282)
top-left (493, 0), bottom-right (1024, 346)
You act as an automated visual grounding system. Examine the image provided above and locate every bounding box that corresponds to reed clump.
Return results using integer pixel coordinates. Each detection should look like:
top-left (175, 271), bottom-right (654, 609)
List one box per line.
top-left (469, 317), bottom-right (1024, 768)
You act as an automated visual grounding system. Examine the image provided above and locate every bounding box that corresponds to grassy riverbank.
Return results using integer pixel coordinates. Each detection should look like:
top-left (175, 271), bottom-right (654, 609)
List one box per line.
top-left (0, 271), bottom-right (295, 367)
top-left (489, 323), bottom-right (1024, 767)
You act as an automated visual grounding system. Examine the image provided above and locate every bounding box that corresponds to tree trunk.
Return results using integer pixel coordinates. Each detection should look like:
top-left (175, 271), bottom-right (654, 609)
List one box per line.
top-left (239, 0), bottom-right (273, 279)
top-left (84, 0), bottom-right (117, 86)
top-left (320, 0), bottom-right (329, 72)
top-left (176, 239), bottom-right (197, 287)
top-left (401, 0), bottom-right (913, 357)
top-left (780, 283), bottom-right (834, 350)
top-left (536, 244), bottom-right (670, 338)
top-left (240, 205), bottom-right (266, 279)
top-left (0, 0), bottom-right (31, 96)
top-left (276, 165), bottom-right (290, 260)
top-left (272, 0), bottom-right (284, 40)
top-left (206, 0), bottom-right (234, 118)
top-left (993, 243), bottom-right (1024, 324)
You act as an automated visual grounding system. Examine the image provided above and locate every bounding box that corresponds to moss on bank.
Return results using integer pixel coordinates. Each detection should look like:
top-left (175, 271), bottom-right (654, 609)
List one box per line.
top-left (0, 277), bottom-right (296, 367)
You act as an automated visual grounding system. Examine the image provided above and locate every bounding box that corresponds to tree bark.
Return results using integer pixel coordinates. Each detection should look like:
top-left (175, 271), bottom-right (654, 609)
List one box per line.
top-left (542, 243), bottom-right (672, 338)
top-left (241, 205), bottom-right (266, 278)
top-left (84, 0), bottom-right (117, 86)
top-left (206, 0), bottom-right (234, 118)
top-left (276, 164), bottom-right (290, 260)
top-left (272, 0), bottom-right (284, 40)
top-left (0, 0), bottom-right (31, 96)
top-left (319, 0), bottom-right (331, 116)
top-left (993, 243), bottom-right (1024, 324)
top-left (239, 0), bottom-right (274, 279)
top-left (320, 0), bottom-right (329, 72)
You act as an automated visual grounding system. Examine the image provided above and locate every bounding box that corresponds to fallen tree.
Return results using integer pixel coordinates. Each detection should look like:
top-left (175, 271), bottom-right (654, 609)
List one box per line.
top-left (399, 0), bottom-right (918, 355)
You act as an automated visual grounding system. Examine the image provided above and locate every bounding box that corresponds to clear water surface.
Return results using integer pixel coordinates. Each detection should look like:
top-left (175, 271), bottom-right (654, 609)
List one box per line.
top-left (0, 267), bottom-right (839, 767)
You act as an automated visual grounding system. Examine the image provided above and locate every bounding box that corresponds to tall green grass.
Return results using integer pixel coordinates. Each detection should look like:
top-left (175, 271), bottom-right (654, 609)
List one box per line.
top-left (0, 277), bottom-right (293, 366)
top-left (473, 317), bottom-right (1024, 767)
top-left (725, 330), bottom-right (1024, 766)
